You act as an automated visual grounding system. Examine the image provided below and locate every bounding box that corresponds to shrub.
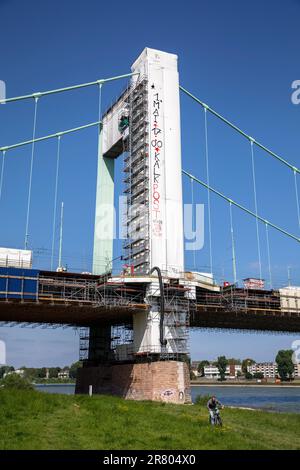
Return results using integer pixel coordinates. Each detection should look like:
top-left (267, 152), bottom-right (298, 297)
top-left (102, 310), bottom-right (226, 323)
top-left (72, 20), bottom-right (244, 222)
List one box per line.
top-left (253, 372), bottom-right (264, 380)
top-left (0, 373), bottom-right (34, 390)
top-left (190, 371), bottom-right (197, 380)
top-left (194, 394), bottom-right (210, 406)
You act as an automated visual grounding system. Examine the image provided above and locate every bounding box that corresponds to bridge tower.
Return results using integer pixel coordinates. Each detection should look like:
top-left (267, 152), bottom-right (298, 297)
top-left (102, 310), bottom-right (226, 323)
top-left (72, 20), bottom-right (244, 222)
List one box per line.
top-left (76, 48), bottom-right (190, 403)
top-left (93, 47), bottom-right (184, 276)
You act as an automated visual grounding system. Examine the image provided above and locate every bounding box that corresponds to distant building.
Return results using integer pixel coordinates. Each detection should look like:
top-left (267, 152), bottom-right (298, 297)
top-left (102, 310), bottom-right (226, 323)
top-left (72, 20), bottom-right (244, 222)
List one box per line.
top-left (58, 370), bottom-right (69, 379)
top-left (247, 362), bottom-right (277, 378)
top-left (3, 369), bottom-right (25, 378)
top-left (203, 364), bottom-right (242, 379)
top-left (194, 360), bottom-right (300, 380)
top-left (294, 363), bottom-right (300, 378)
top-left (248, 362), bottom-right (300, 379)
top-left (203, 364), bottom-right (218, 378)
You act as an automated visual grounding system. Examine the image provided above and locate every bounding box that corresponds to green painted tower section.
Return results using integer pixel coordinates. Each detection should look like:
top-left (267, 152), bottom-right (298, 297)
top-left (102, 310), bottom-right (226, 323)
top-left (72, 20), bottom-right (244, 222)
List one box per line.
top-left (92, 124), bottom-right (115, 275)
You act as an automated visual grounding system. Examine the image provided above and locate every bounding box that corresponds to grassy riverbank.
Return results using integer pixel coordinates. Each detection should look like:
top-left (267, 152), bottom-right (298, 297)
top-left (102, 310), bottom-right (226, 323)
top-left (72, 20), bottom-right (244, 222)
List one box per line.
top-left (0, 389), bottom-right (299, 450)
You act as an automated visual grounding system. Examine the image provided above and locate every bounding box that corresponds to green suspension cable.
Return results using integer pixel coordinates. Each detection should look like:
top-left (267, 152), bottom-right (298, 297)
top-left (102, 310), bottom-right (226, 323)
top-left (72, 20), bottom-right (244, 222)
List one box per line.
top-left (190, 177), bottom-right (196, 269)
top-left (204, 107), bottom-right (213, 274)
top-left (0, 121), bottom-right (102, 153)
top-left (180, 85), bottom-right (300, 175)
top-left (229, 202), bottom-right (237, 284)
top-left (293, 169), bottom-right (300, 231)
top-left (98, 82), bottom-right (103, 123)
top-left (265, 222), bottom-right (273, 289)
top-left (0, 72), bottom-right (138, 105)
top-left (0, 150), bottom-right (6, 204)
top-left (50, 136), bottom-right (61, 271)
top-left (24, 97), bottom-right (39, 250)
top-left (182, 169), bottom-right (300, 244)
top-left (250, 140), bottom-right (262, 280)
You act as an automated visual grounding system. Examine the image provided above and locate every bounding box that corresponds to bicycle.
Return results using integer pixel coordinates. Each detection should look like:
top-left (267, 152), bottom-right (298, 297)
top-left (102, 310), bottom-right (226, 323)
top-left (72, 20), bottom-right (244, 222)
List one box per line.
top-left (209, 407), bottom-right (223, 426)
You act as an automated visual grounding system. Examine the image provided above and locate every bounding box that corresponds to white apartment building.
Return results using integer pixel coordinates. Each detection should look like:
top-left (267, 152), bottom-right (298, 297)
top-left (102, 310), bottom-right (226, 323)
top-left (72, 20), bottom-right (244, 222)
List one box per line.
top-left (204, 364), bottom-right (242, 379)
top-left (247, 362), bottom-right (278, 378)
top-left (58, 370), bottom-right (70, 379)
top-left (294, 363), bottom-right (300, 378)
top-left (247, 362), bottom-right (300, 379)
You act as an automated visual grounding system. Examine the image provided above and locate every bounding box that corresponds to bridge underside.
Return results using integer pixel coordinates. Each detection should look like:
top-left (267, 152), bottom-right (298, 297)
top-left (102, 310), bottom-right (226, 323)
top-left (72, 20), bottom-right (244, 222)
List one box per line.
top-left (0, 300), bottom-right (299, 333)
top-left (0, 300), bottom-right (145, 327)
top-left (190, 306), bottom-right (300, 333)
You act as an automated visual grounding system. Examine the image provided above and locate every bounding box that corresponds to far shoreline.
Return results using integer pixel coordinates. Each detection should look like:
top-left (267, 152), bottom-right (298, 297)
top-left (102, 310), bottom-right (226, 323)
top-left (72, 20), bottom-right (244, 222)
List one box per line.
top-left (33, 382), bottom-right (300, 389)
top-left (34, 383), bottom-right (75, 386)
top-left (34, 382), bottom-right (300, 388)
top-left (191, 382), bottom-right (300, 388)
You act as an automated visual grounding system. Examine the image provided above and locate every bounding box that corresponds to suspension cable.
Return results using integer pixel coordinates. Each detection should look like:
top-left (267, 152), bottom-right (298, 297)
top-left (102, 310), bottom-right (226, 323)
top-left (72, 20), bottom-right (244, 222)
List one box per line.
top-left (0, 150), bottom-right (6, 204)
top-left (0, 121), bottom-right (102, 153)
top-left (0, 72), bottom-right (138, 105)
top-left (190, 177), bottom-right (196, 269)
top-left (229, 202), bottom-right (237, 284)
top-left (204, 107), bottom-right (213, 273)
top-left (24, 97), bottom-right (39, 250)
top-left (98, 83), bottom-right (103, 123)
top-left (265, 222), bottom-right (273, 289)
top-left (180, 85), bottom-right (300, 175)
top-left (250, 140), bottom-right (262, 280)
top-left (293, 169), bottom-right (300, 231)
top-left (182, 170), bottom-right (300, 243)
top-left (50, 136), bottom-right (61, 271)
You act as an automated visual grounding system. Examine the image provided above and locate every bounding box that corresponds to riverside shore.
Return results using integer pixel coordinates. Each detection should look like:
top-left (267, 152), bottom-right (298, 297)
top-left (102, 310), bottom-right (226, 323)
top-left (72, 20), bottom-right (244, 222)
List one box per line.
top-left (191, 381), bottom-right (300, 387)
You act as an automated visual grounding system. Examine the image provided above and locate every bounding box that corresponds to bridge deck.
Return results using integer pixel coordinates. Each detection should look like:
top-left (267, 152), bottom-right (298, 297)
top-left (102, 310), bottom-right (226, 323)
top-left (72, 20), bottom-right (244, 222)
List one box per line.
top-left (0, 295), bottom-right (299, 332)
top-left (191, 304), bottom-right (300, 332)
top-left (0, 299), bottom-right (146, 327)
top-left (0, 268), bottom-right (300, 332)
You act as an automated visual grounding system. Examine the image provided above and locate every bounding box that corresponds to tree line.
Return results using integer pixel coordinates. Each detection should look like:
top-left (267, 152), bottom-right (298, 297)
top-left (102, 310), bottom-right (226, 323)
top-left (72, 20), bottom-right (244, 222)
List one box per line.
top-left (193, 349), bottom-right (296, 381)
top-left (0, 361), bottom-right (82, 381)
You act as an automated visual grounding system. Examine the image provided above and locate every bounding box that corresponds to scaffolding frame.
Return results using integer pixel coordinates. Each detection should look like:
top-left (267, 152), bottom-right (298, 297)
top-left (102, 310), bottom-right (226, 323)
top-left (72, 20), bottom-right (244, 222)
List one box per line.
top-left (145, 278), bottom-right (191, 359)
top-left (122, 77), bottom-right (150, 274)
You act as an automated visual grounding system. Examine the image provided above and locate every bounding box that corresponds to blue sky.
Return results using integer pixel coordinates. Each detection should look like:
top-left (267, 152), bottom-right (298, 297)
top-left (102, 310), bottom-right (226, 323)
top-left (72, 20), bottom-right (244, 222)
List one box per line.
top-left (0, 0), bottom-right (300, 367)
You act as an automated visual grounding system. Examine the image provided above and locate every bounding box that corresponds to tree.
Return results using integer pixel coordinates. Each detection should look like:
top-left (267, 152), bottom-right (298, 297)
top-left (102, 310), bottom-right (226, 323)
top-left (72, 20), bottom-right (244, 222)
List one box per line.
top-left (48, 367), bottom-right (61, 379)
top-left (245, 371), bottom-right (253, 380)
top-left (38, 367), bottom-right (47, 378)
top-left (0, 366), bottom-right (14, 379)
top-left (216, 356), bottom-right (228, 381)
top-left (227, 358), bottom-right (241, 365)
top-left (197, 360), bottom-right (210, 377)
top-left (190, 370), bottom-right (197, 380)
top-left (21, 368), bottom-right (37, 380)
top-left (69, 361), bottom-right (82, 379)
top-left (0, 373), bottom-right (34, 390)
top-left (276, 350), bottom-right (294, 381)
top-left (253, 372), bottom-right (264, 380)
top-left (242, 358), bottom-right (256, 374)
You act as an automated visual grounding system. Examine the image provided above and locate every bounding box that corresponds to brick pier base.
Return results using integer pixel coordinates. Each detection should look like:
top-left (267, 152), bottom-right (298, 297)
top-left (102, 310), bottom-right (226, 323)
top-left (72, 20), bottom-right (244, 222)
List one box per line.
top-left (75, 361), bottom-right (191, 404)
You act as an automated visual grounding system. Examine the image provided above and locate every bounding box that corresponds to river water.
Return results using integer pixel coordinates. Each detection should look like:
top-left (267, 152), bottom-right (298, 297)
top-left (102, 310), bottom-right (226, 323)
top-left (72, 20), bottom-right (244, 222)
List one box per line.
top-left (35, 384), bottom-right (300, 413)
top-left (191, 385), bottom-right (300, 413)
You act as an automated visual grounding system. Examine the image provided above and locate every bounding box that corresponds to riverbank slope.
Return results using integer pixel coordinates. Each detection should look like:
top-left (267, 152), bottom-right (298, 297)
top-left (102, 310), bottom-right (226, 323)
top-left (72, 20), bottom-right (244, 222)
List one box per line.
top-left (0, 390), bottom-right (299, 450)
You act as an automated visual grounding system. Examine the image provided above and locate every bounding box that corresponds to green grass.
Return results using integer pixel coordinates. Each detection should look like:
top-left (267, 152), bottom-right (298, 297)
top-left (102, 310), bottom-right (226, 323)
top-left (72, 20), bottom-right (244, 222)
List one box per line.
top-left (0, 389), bottom-right (299, 450)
